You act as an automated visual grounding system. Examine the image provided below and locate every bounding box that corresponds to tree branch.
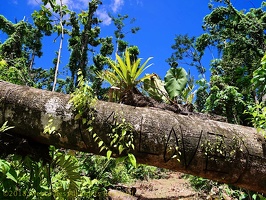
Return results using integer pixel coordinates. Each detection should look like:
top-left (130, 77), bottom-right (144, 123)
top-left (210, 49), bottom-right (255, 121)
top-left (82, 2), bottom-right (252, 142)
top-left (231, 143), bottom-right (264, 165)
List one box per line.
top-left (0, 81), bottom-right (265, 193)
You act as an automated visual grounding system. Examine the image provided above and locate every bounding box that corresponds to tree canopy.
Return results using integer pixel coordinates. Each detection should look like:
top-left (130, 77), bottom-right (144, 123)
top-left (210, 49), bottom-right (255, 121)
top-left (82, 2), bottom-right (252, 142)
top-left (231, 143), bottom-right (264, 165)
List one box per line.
top-left (167, 0), bottom-right (266, 124)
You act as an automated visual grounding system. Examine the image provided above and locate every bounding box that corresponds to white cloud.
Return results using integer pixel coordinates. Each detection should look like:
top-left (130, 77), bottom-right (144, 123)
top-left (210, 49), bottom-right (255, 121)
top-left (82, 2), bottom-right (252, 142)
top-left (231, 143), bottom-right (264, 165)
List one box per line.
top-left (27, 0), bottom-right (125, 26)
top-left (96, 0), bottom-right (125, 26)
top-left (27, 0), bottom-right (40, 6)
top-left (110, 0), bottom-right (124, 12)
top-left (61, 0), bottom-right (88, 10)
top-left (96, 9), bottom-right (112, 26)
top-left (27, 0), bottom-right (88, 10)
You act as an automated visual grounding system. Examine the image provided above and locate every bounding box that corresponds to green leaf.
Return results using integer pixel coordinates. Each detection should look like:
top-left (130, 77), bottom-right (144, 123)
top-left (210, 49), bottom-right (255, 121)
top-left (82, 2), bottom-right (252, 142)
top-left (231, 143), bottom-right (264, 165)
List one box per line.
top-left (6, 167), bottom-right (18, 183)
top-left (98, 141), bottom-right (103, 148)
top-left (87, 126), bottom-right (93, 132)
top-left (99, 146), bottom-right (106, 152)
top-left (0, 159), bottom-right (10, 174)
top-left (143, 74), bottom-right (168, 102)
top-left (164, 67), bottom-right (188, 100)
top-left (125, 48), bottom-right (131, 75)
top-left (106, 150), bottom-right (112, 160)
top-left (74, 113), bottom-right (81, 120)
top-left (128, 153), bottom-right (137, 168)
top-left (112, 56), bottom-right (127, 82)
top-left (61, 180), bottom-right (69, 191)
top-left (131, 58), bottom-right (141, 78)
top-left (121, 129), bottom-right (127, 136)
top-left (115, 156), bottom-right (127, 164)
top-left (134, 57), bottom-right (153, 80)
top-left (118, 145), bottom-right (124, 154)
top-left (82, 118), bottom-right (87, 125)
top-left (0, 121), bottom-right (14, 132)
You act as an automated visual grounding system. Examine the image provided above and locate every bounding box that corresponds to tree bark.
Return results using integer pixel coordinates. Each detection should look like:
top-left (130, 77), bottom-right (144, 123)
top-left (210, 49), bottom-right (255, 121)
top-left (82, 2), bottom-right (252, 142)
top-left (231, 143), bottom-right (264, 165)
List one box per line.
top-left (0, 80), bottom-right (265, 193)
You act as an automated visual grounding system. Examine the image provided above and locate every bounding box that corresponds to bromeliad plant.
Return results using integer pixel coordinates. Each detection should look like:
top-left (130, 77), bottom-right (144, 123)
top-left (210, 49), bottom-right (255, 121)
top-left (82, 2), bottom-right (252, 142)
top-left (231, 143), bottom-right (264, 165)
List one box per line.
top-left (98, 48), bottom-right (154, 102)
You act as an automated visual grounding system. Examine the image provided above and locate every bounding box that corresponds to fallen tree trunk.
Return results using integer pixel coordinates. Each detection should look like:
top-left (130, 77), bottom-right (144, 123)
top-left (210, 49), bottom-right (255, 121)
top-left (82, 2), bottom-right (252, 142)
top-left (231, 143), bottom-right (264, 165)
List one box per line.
top-left (0, 80), bottom-right (265, 193)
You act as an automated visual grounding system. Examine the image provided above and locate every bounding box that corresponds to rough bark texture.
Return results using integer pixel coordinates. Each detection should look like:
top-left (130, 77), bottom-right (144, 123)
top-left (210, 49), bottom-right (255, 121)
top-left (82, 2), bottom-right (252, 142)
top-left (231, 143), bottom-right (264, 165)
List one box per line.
top-left (0, 81), bottom-right (266, 193)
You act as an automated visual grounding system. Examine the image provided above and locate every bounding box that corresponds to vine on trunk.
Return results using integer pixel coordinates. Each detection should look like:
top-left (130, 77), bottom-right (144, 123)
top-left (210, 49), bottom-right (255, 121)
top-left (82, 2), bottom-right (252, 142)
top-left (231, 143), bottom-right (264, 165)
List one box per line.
top-left (69, 70), bottom-right (136, 167)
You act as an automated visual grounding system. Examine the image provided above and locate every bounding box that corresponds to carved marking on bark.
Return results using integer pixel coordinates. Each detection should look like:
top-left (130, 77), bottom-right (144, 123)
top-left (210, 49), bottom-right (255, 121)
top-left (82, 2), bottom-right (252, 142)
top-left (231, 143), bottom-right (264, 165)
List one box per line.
top-left (138, 116), bottom-right (160, 155)
top-left (164, 127), bottom-right (179, 162)
top-left (206, 131), bottom-right (225, 138)
top-left (103, 111), bottom-right (116, 125)
top-left (204, 132), bottom-right (232, 174)
top-left (181, 128), bottom-right (202, 169)
top-left (202, 129), bottom-right (250, 184)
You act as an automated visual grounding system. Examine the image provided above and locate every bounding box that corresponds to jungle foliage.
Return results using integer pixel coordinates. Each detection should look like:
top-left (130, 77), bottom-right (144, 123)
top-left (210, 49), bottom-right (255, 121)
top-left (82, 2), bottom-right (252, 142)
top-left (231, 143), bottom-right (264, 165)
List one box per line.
top-left (167, 0), bottom-right (266, 125)
top-left (1, 0), bottom-right (266, 199)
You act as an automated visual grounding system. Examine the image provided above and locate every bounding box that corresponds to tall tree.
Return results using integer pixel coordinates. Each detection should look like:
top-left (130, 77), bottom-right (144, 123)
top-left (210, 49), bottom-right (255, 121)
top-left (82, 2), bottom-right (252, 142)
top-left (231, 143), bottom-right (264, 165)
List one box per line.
top-left (198, 0), bottom-right (266, 124)
top-left (109, 14), bottom-right (140, 56)
top-left (32, 0), bottom-right (114, 93)
top-left (0, 15), bottom-right (43, 86)
top-left (168, 1), bottom-right (266, 124)
top-left (166, 34), bottom-right (206, 77)
top-left (51, 0), bottom-right (68, 92)
top-left (68, 0), bottom-right (102, 88)
top-left (32, 0), bottom-right (72, 92)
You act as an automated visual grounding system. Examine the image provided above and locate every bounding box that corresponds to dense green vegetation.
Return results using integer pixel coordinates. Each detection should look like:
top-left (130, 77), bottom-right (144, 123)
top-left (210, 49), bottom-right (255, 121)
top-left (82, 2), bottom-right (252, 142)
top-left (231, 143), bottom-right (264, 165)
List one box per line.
top-left (1, 0), bottom-right (266, 199)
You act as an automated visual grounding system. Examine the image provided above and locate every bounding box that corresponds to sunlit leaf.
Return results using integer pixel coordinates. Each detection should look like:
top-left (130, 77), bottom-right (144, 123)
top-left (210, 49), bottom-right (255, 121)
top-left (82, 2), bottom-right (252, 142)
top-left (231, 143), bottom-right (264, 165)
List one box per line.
top-left (106, 150), bottom-right (112, 160)
top-left (98, 141), bottom-right (103, 148)
top-left (118, 145), bottom-right (124, 154)
top-left (128, 153), bottom-right (137, 168)
top-left (164, 67), bottom-right (188, 100)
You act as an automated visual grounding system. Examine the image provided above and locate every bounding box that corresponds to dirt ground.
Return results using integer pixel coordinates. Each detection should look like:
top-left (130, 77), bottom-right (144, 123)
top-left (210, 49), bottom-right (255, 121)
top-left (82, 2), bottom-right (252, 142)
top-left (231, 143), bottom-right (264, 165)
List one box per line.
top-left (130, 172), bottom-right (207, 200)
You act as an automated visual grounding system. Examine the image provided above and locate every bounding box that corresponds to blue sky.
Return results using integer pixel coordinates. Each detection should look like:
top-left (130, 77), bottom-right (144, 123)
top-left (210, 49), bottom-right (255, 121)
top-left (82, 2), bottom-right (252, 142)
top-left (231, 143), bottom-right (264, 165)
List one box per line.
top-left (0, 0), bottom-right (262, 81)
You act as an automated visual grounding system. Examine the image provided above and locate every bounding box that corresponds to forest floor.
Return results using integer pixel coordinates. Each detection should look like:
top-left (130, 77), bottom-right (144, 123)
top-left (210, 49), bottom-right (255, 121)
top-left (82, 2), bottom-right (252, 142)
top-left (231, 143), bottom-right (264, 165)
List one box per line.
top-left (129, 172), bottom-right (209, 200)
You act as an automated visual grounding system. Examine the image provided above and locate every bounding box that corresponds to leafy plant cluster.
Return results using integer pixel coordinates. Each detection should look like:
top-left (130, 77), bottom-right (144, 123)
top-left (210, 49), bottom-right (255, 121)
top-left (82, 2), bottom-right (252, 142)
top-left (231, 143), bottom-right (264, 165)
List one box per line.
top-left (0, 149), bottom-right (164, 199)
top-left (167, 1), bottom-right (266, 124)
top-left (245, 52), bottom-right (266, 139)
top-left (0, 150), bottom-right (123, 199)
top-left (246, 102), bottom-right (266, 139)
top-left (143, 66), bottom-right (193, 104)
top-left (98, 47), bottom-right (195, 111)
top-left (69, 69), bottom-right (137, 167)
top-left (0, 121), bottom-right (165, 199)
top-left (97, 48), bottom-right (154, 102)
top-left (187, 175), bottom-right (265, 200)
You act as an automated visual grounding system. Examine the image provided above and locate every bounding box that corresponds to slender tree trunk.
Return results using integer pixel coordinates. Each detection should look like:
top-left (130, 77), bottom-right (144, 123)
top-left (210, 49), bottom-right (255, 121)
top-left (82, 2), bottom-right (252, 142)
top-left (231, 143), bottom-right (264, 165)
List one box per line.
top-left (29, 49), bottom-right (35, 71)
top-left (0, 80), bottom-right (266, 193)
top-left (52, 0), bottom-right (64, 92)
